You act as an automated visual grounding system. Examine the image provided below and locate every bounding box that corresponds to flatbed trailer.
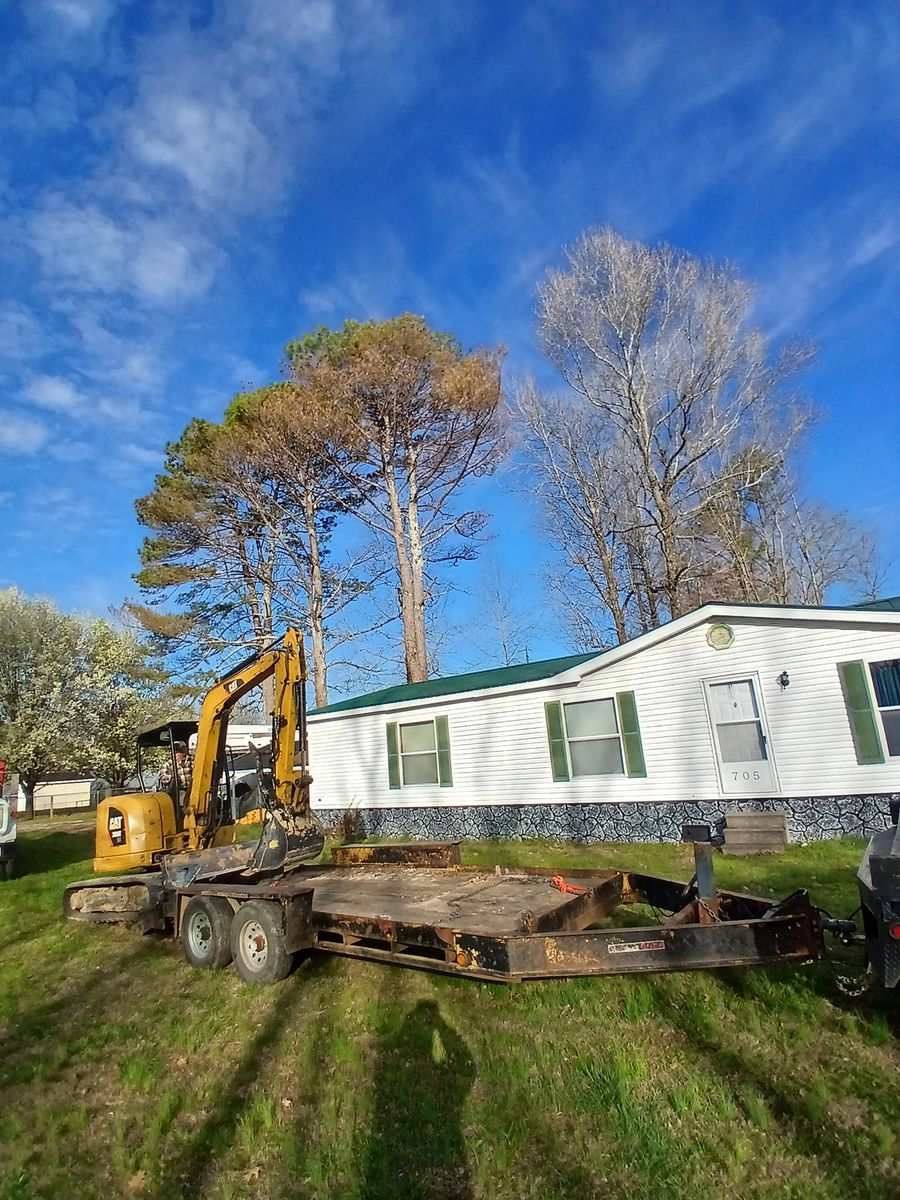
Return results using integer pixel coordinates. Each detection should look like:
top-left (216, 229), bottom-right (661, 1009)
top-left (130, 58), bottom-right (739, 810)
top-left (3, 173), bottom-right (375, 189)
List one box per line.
top-left (64, 841), bottom-right (826, 985)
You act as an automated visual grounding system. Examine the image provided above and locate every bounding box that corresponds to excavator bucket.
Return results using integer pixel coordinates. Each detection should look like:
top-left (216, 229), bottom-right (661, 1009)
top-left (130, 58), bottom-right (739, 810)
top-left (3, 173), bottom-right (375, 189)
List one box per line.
top-left (162, 808), bottom-right (325, 889)
top-left (253, 807), bottom-right (326, 874)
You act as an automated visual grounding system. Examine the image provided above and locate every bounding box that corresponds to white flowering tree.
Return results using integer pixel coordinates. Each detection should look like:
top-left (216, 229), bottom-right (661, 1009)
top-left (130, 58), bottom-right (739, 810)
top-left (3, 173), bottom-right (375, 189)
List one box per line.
top-left (84, 621), bottom-right (178, 788)
top-left (0, 589), bottom-right (174, 816)
top-left (0, 589), bottom-right (95, 816)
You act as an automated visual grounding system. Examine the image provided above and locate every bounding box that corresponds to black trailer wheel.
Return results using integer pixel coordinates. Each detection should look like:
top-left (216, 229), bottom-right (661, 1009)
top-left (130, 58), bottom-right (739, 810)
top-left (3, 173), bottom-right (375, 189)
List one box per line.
top-left (230, 900), bottom-right (291, 984)
top-left (0, 859), bottom-right (12, 882)
top-left (181, 896), bottom-right (233, 969)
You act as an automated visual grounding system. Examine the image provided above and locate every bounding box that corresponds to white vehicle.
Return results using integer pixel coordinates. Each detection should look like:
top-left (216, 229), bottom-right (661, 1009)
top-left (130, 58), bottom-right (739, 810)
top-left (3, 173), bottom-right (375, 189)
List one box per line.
top-left (0, 794), bottom-right (16, 881)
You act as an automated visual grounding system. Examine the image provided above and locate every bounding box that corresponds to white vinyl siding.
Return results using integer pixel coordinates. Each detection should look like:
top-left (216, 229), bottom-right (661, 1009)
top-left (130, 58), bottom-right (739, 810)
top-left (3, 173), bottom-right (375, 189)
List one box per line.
top-left (309, 615), bottom-right (900, 810)
top-left (563, 699), bottom-right (624, 776)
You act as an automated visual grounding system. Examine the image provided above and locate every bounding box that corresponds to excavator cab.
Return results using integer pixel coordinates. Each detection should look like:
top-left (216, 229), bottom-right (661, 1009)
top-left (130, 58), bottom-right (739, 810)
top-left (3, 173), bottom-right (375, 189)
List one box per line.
top-left (136, 720), bottom-right (200, 824)
top-left (93, 719), bottom-right (218, 874)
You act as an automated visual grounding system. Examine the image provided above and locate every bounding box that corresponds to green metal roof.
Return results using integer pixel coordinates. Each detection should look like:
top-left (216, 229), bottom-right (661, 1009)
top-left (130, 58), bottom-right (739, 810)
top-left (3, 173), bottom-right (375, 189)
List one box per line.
top-left (853, 596), bottom-right (900, 613)
top-left (310, 651), bottom-right (602, 716)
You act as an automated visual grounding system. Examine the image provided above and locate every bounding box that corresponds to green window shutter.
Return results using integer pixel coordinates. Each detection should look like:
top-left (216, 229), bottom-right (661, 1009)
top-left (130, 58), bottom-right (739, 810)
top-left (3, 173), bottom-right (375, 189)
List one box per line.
top-left (386, 722), bottom-right (401, 789)
top-left (544, 701), bottom-right (570, 782)
top-left (616, 691), bottom-right (647, 778)
top-left (435, 715), bottom-right (453, 787)
top-left (837, 661), bottom-right (885, 765)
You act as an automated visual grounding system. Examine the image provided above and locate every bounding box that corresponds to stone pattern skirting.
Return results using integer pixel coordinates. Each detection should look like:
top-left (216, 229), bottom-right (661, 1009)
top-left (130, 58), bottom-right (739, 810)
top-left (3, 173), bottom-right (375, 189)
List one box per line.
top-left (314, 793), bottom-right (899, 844)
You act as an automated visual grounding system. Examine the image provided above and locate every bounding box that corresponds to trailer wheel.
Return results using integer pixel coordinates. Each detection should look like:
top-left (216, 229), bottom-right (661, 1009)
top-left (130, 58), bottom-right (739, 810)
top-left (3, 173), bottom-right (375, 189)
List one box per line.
top-left (181, 896), bottom-right (233, 969)
top-left (0, 860), bottom-right (12, 882)
top-left (230, 900), bottom-right (291, 984)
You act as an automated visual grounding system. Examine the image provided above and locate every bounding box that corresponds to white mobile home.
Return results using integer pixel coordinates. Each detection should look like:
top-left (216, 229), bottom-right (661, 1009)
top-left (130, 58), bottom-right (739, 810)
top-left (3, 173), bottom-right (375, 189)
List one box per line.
top-left (307, 602), bottom-right (900, 843)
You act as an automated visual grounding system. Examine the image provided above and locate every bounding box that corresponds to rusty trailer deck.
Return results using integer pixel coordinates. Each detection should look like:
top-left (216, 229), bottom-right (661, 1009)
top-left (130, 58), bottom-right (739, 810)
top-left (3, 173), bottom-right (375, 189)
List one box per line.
top-left (222, 843), bottom-right (826, 982)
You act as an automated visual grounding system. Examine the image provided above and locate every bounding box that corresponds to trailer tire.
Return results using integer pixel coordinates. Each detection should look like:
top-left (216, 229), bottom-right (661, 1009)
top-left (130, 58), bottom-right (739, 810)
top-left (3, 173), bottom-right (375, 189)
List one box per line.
top-left (0, 860), bottom-right (12, 882)
top-left (230, 901), bottom-right (291, 984)
top-left (181, 896), bottom-right (233, 969)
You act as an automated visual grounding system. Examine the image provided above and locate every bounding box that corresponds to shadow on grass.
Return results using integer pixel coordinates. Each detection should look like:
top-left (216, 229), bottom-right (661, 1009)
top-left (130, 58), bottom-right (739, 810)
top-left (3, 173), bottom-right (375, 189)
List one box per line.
top-left (12, 830), bottom-right (94, 876)
top-left (148, 955), bottom-right (334, 1200)
top-left (650, 975), bottom-right (898, 1200)
top-left (714, 955), bottom-right (900, 1039)
top-left (363, 990), bottom-right (475, 1200)
top-left (0, 943), bottom-right (159, 1081)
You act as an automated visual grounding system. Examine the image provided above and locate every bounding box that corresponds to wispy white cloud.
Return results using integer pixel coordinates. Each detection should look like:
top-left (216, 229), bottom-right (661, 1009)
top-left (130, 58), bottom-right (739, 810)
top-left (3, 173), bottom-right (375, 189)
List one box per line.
top-left (29, 0), bottom-right (115, 35)
top-left (1, 75), bottom-right (81, 138)
top-left (0, 302), bottom-right (48, 366)
top-left (0, 410), bottom-right (48, 454)
top-left (125, 90), bottom-right (277, 214)
top-left (2, 0), bottom-right (463, 507)
top-left (120, 442), bottom-right (162, 467)
top-left (22, 374), bottom-right (85, 414)
top-left (299, 226), bottom-right (443, 329)
top-left (48, 440), bottom-right (93, 463)
top-left (28, 197), bottom-right (216, 304)
top-left (66, 313), bottom-right (165, 397)
top-left (756, 195), bottom-right (900, 338)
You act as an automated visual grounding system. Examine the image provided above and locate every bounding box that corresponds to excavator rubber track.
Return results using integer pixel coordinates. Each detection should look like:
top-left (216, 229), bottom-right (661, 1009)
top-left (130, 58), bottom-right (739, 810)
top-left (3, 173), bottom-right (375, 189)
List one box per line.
top-left (63, 873), bottom-right (169, 931)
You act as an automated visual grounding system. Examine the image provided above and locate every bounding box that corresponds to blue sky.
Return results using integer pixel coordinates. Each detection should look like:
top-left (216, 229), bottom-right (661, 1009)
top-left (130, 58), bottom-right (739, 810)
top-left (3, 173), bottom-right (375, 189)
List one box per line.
top-left (0, 0), bottom-right (898, 668)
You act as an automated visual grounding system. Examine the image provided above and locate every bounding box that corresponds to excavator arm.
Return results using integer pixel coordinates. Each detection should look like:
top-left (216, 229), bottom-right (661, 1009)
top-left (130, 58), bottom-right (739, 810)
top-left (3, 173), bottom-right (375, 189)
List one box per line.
top-left (185, 629), bottom-right (309, 841)
top-left (168, 628), bottom-right (324, 884)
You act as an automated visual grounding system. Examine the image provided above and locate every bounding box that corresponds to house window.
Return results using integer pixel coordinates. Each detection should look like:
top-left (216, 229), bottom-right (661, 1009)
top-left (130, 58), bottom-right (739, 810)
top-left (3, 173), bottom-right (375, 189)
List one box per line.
top-left (386, 716), bottom-right (453, 789)
top-left (869, 660), bottom-right (900, 756)
top-left (706, 680), bottom-right (767, 762)
top-left (563, 699), bottom-right (624, 776)
top-left (399, 720), bottom-right (439, 785)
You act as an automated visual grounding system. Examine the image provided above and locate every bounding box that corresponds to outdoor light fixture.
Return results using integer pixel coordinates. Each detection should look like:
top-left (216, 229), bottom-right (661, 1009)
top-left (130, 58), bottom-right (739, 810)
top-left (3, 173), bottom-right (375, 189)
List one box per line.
top-left (777, 671), bottom-right (790, 690)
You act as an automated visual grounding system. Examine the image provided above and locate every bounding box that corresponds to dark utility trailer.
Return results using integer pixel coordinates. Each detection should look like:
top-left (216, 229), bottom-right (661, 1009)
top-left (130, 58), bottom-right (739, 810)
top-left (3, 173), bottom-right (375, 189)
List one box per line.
top-left (121, 840), bottom-right (826, 985)
top-left (858, 823), bottom-right (900, 989)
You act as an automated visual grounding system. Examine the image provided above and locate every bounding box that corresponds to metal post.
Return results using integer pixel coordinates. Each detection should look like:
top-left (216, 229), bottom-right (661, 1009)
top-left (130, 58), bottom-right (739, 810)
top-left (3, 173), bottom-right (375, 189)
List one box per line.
top-left (693, 841), bottom-right (716, 903)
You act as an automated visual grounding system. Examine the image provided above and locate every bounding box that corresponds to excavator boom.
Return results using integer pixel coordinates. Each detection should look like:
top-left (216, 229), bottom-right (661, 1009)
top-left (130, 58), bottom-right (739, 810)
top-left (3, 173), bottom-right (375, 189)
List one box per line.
top-left (175, 627), bottom-right (324, 882)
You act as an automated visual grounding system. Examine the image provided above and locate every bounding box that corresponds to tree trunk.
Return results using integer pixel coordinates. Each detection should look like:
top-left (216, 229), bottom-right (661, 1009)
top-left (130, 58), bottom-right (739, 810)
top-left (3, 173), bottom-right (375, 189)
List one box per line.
top-left (383, 458), bottom-right (427, 683)
top-left (304, 491), bottom-right (329, 708)
top-left (20, 778), bottom-right (35, 820)
top-left (404, 449), bottom-right (429, 681)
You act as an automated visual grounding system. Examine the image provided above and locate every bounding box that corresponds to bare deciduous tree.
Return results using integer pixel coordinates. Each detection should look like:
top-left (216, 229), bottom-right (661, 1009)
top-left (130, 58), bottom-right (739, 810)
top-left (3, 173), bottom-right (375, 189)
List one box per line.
top-left (465, 556), bottom-right (540, 667)
top-left (515, 382), bottom-right (650, 647)
top-left (538, 227), bottom-right (814, 620)
top-left (521, 227), bottom-right (878, 638)
top-left (702, 462), bottom-right (880, 606)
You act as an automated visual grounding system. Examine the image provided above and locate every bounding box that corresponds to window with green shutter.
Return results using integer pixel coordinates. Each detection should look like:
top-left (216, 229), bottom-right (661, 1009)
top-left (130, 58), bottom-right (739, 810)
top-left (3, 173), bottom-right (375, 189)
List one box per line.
top-left (616, 691), bottom-right (647, 778)
top-left (837, 660), bottom-right (885, 765)
top-left (435, 715), bottom-right (453, 787)
top-left (387, 716), bottom-right (453, 787)
top-left (868, 660), bottom-right (900, 757)
top-left (544, 701), bottom-right (570, 781)
top-left (545, 693), bottom-right (646, 780)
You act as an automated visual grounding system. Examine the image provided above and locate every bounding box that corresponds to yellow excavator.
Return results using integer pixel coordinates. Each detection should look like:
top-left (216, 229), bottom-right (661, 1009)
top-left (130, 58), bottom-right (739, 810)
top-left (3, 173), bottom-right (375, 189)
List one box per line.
top-left (64, 628), bottom-right (325, 972)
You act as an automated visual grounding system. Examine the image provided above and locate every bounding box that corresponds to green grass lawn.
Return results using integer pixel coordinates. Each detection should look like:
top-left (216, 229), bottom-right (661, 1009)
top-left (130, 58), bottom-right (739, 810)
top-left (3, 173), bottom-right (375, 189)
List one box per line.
top-left (0, 828), bottom-right (897, 1200)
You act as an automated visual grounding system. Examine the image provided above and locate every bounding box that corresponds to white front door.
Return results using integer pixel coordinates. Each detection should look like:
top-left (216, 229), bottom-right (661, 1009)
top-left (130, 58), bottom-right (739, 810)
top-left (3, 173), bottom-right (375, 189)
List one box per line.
top-left (704, 677), bottom-right (776, 795)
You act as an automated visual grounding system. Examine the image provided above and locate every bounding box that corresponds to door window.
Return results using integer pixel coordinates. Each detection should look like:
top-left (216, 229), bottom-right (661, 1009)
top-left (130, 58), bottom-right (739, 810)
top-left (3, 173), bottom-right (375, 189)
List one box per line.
top-left (705, 678), bottom-right (775, 794)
